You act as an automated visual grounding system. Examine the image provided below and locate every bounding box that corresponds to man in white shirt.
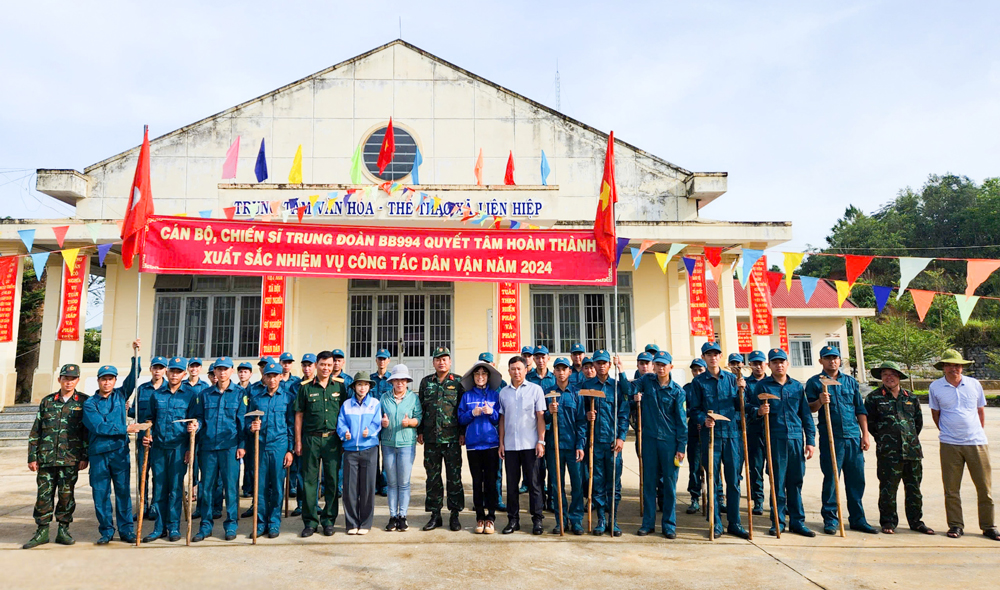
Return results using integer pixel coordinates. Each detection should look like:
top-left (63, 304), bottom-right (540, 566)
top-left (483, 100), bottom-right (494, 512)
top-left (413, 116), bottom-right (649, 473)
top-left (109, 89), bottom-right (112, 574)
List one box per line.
top-left (928, 349), bottom-right (998, 541)
top-left (498, 356), bottom-right (546, 535)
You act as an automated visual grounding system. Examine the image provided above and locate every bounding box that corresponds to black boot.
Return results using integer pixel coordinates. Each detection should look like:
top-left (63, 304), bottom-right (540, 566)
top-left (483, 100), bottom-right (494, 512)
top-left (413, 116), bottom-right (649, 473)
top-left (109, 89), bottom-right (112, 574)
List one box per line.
top-left (422, 512), bottom-right (442, 531)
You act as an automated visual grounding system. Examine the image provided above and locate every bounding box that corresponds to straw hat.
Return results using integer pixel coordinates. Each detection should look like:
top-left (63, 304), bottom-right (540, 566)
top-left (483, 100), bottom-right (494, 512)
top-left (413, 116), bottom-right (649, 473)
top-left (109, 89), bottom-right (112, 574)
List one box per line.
top-left (870, 360), bottom-right (909, 381)
top-left (933, 349), bottom-right (973, 371)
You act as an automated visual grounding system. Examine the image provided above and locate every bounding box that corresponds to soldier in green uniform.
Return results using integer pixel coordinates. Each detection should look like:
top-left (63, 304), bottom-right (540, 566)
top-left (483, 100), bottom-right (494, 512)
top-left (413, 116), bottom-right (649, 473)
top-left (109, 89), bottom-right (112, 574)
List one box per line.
top-left (24, 364), bottom-right (89, 549)
top-left (294, 350), bottom-right (347, 537)
top-left (418, 346), bottom-right (466, 531)
top-left (864, 361), bottom-right (935, 535)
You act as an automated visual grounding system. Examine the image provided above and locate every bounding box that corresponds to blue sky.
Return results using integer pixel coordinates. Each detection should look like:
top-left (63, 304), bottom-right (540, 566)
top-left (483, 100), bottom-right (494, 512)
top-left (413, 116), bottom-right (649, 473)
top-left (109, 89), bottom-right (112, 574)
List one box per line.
top-left (1, 0), bottom-right (998, 255)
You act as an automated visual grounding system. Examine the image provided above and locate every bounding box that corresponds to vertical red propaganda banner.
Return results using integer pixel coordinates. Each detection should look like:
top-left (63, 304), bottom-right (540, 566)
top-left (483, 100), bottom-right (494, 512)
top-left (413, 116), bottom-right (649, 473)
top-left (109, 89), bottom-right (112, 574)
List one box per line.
top-left (0, 257), bottom-right (18, 342)
top-left (57, 252), bottom-right (88, 341)
top-left (737, 321), bottom-right (753, 354)
top-left (749, 258), bottom-right (774, 335)
top-left (497, 282), bottom-right (520, 353)
top-left (687, 257), bottom-right (711, 336)
top-left (777, 317), bottom-right (790, 353)
top-left (260, 275), bottom-right (285, 356)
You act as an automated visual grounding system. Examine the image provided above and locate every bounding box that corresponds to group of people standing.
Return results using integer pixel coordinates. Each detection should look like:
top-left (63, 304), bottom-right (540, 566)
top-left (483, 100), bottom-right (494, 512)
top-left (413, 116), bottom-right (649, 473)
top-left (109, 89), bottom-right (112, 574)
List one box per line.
top-left (22, 336), bottom-right (999, 548)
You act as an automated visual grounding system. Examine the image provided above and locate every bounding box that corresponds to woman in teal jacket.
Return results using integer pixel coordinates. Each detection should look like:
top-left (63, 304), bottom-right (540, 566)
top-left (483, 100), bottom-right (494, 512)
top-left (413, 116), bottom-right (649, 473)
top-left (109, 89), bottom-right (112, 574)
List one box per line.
top-left (379, 364), bottom-right (422, 532)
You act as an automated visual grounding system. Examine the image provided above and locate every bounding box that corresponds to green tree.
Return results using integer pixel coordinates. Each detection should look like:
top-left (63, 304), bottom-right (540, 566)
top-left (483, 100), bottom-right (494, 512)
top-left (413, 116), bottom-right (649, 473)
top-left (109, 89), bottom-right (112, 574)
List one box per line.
top-left (83, 328), bottom-right (101, 363)
top-left (863, 314), bottom-right (949, 390)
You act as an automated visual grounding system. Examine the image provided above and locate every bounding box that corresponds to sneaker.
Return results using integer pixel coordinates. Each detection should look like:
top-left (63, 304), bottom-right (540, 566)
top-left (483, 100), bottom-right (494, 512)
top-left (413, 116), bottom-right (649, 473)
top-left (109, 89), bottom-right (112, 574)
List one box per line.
top-left (95, 535), bottom-right (113, 545)
top-left (484, 521), bottom-right (495, 534)
top-left (385, 516), bottom-right (398, 532)
top-left (291, 507), bottom-right (302, 517)
top-left (357, 529), bottom-right (369, 535)
top-left (22, 527), bottom-right (49, 549)
top-left (397, 517), bottom-right (409, 532)
top-left (686, 499), bottom-right (700, 514)
top-left (475, 520), bottom-right (485, 534)
top-left (347, 528), bottom-right (359, 535)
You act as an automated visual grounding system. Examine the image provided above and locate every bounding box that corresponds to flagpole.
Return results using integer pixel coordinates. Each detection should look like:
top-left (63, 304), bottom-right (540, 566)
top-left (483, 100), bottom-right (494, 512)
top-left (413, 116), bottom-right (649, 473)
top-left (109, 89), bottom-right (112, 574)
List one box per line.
top-left (132, 124), bottom-right (147, 536)
top-left (609, 208), bottom-right (620, 539)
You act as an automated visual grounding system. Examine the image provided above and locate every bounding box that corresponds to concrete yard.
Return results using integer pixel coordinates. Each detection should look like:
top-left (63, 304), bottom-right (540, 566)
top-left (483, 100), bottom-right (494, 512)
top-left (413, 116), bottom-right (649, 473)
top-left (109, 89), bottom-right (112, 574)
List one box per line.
top-left (1, 407), bottom-right (997, 589)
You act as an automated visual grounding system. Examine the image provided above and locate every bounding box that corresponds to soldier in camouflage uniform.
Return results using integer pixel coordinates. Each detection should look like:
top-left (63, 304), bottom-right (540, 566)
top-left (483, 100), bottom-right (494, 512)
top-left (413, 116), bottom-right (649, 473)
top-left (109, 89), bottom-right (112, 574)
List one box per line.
top-left (864, 361), bottom-right (934, 535)
top-left (418, 347), bottom-right (465, 531)
top-left (24, 364), bottom-right (89, 549)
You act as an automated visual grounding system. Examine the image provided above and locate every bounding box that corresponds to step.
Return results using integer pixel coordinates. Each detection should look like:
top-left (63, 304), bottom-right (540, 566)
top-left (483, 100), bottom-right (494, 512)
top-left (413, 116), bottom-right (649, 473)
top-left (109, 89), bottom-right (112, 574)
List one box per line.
top-left (0, 413), bottom-right (35, 422)
top-left (3, 405), bottom-right (39, 414)
top-left (0, 429), bottom-right (31, 438)
top-left (0, 439), bottom-right (27, 447)
top-left (0, 421), bottom-right (32, 431)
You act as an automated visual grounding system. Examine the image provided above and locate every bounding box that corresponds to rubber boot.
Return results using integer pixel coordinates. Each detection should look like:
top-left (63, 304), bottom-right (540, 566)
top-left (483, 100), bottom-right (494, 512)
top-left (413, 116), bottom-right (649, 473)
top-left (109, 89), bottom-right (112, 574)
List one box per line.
top-left (22, 527), bottom-right (49, 549)
top-left (55, 524), bottom-right (75, 545)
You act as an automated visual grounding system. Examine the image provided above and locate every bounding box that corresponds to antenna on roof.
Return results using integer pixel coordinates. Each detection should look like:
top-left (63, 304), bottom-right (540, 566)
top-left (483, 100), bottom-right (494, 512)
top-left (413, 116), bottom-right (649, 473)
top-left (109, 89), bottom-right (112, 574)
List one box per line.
top-left (555, 59), bottom-right (561, 111)
top-left (399, 17), bottom-right (402, 39)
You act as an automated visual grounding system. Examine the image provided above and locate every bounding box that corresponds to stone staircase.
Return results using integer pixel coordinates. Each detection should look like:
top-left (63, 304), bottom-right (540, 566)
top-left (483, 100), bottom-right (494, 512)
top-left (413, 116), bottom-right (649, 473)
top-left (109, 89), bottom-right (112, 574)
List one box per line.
top-left (0, 404), bottom-right (37, 447)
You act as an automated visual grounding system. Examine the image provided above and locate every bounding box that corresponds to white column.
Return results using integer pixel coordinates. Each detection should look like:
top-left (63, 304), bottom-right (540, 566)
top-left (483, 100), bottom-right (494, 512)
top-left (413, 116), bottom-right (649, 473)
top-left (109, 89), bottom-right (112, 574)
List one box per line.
top-left (852, 316), bottom-right (866, 382)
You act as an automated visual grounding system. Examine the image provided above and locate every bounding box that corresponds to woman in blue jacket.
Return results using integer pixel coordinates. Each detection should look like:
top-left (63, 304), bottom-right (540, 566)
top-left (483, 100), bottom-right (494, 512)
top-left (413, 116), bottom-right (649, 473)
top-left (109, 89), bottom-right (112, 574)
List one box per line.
top-left (337, 371), bottom-right (382, 535)
top-left (459, 361), bottom-right (503, 534)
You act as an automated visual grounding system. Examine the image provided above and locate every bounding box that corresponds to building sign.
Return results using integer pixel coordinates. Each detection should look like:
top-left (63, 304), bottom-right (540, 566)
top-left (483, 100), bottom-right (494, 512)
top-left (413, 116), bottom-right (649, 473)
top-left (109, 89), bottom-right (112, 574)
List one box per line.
top-left (749, 258), bottom-right (773, 335)
top-left (142, 216), bottom-right (614, 286)
top-left (737, 321), bottom-right (753, 354)
top-left (232, 196), bottom-right (545, 220)
top-left (260, 275), bottom-right (285, 356)
top-left (777, 317), bottom-right (789, 353)
top-left (57, 252), bottom-right (87, 341)
top-left (0, 257), bottom-right (17, 342)
top-left (497, 282), bottom-right (520, 353)
top-left (687, 256), bottom-right (711, 336)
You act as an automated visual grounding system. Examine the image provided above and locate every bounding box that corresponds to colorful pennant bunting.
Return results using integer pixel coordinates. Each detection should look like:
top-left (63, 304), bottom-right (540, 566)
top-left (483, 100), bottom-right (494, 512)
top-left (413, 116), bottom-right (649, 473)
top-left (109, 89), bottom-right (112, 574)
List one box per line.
top-left (222, 136), bottom-right (240, 179)
top-left (965, 259), bottom-right (1000, 298)
top-left (844, 255), bottom-right (874, 288)
top-left (17, 229), bottom-right (34, 252)
top-left (288, 145), bottom-right (303, 184)
top-left (350, 142), bottom-right (363, 184)
top-left (741, 249), bottom-right (763, 288)
top-left (254, 138), bottom-right (268, 182)
top-left (897, 257), bottom-right (932, 299)
top-left (85, 223), bottom-right (101, 244)
top-left (800, 276), bottom-right (819, 304)
top-left (835, 280), bottom-right (852, 308)
top-left (540, 150), bottom-right (550, 186)
top-left (61, 248), bottom-right (81, 275)
top-left (52, 226), bottom-right (69, 248)
top-left (783, 252), bottom-right (804, 291)
top-left (956, 294), bottom-right (980, 325)
top-left (30, 252), bottom-right (48, 278)
top-left (909, 289), bottom-right (936, 322)
top-left (872, 285), bottom-right (892, 312)
top-left (682, 256), bottom-right (697, 276)
top-left (97, 243), bottom-right (113, 267)
top-left (766, 271), bottom-right (783, 296)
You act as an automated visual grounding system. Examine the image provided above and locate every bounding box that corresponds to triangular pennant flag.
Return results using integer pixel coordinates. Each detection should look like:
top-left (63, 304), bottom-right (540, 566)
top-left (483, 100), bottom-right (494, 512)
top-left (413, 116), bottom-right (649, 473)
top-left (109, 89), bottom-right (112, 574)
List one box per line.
top-left (834, 280), bottom-right (852, 308)
top-left (682, 256), bottom-right (697, 276)
top-left (872, 286), bottom-right (892, 313)
top-left (636, 240), bottom-right (656, 257)
top-left (288, 145), bottom-right (303, 184)
top-left (956, 294), bottom-right (980, 326)
top-left (222, 135), bottom-right (240, 179)
top-left (614, 238), bottom-right (630, 268)
top-left (61, 248), bottom-right (81, 275)
top-left (199, 210), bottom-right (213, 218)
top-left (783, 252), bottom-right (805, 291)
top-left (249, 202), bottom-right (260, 217)
top-left (665, 243), bottom-right (686, 266)
top-left (510, 220), bottom-right (520, 229)
top-left (800, 276), bottom-right (819, 304)
top-left (223, 207), bottom-right (236, 220)
top-left (703, 246), bottom-right (723, 268)
top-left (97, 243), bottom-right (113, 267)
top-left (845, 255), bottom-right (874, 288)
top-left (654, 252), bottom-right (670, 273)
top-left (540, 150), bottom-right (550, 186)
top-left (909, 289), bottom-right (936, 322)
top-left (269, 200), bottom-right (281, 214)
top-left (708, 261), bottom-right (724, 286)
top-left (766, 271), bottom-right (783, 295)
top-left (30, 252), bottom-right (48, 278)
top-left (410, 145), bottom-right (423, 185)
top-left (504, 151), bottom-right (515, 185)
top-left (254, 138), bottom-right (268, 182)
top-left (309, 194), bottom-right (319, 215)
top-left (17, 229), bottom-right (34, 251)
top-left (281, 207), bottom-right (291, 223)
top-left (296, 205), bottom-right (306, 222)
top-left (260, 214), bottom-right (272, 222)
top-left (897, 257), bottom-right (932, 299)
top-left (52, 226), bottom-right (69, 248)
top-left (734, 257), bottom-right (745, 287)
top-left (85, 223), bottom-right (101, 244)
top-left (630, 247), bottom-right (642, 270)
top-left (475, 149), bottom-right (484, 185)
top-left (350, 142), bottom-right (363, 184)
top-left (965, 259), bottom-right (1000, 298)
top-left (741, 249), bottom-right (763, 288)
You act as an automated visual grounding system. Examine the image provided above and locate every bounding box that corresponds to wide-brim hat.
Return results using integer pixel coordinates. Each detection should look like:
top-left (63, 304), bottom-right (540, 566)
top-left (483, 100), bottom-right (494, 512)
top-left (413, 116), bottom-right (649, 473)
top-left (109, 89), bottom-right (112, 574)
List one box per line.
top-left (387, 364), bottom-right (412, 383)
top-left (870, 360), bottom-right (909, 381)
top-left (351, 371), bottom-right (376, 388)
top-left (934, 349), bottom-right (973, 370)
top-left (462, 361), bottom-right (503, 391)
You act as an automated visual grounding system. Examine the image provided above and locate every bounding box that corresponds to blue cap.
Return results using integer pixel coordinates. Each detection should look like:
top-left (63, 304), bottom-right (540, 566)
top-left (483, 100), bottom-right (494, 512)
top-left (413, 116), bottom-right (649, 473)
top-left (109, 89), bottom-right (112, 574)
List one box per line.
top-left (215, 357), bottom-right (234, 369)
top-left (263, 361), bottom-right (282, 375)
top-left (188, 357), bottom-right (203, 367)
top-left (331, 349), bottom-right (345, 358)
top-left (644, 344), bottom-right (661, 354)
top-left (689, 358), bottom-right (707, 369)
top-left (168, 357), bottom-right (187, 371)
top-left (258, 356), bottom-right (272, 366)
top-left (97, 365), bottom-right (118, 378)
top-left (819, 345), bottom-right (840, 358)
top-left (748, 350), bottom-right (767, 363)
top-left (637, 352), bottom-right (653, 362)
top-left (478, 352), bottom-right (495, 363)
top-left (582, 356), bottom-right (594, 365)
top-left (208, 362), bottom-right (216, 372)
top-left (570, 343), bottom-right (585, 354)
top-left (149, 356), bottom-right (168, 368)
top-left (521, 346), bottom-right (534, 355)
top-left (301, 353), bottom-right (316, 364)
top-left (533, 345), bottom-right (549, 356)
top-left (237, 361), bottom-right (253, 371)
top-left (376, 348), bottom-right (391, 359)
top-left (279, 352), bottom-right (294, 362)
top-left (553, 357), bottom-right (571, 368)
top-left (592, 349), bottom-right (611, 363)
top-left (728, 353), bottom-right (744, 364)
top-left (653, 351), bottom-right (673, 365)
top-left (701, 342), bottom-right (722, 354)
top-left (768, 348), bottom-right (788, 361)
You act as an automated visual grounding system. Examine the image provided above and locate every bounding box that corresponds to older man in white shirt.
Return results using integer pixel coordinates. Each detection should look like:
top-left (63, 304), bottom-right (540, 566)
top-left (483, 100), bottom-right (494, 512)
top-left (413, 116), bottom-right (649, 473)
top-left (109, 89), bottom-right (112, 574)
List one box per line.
top-left (498, 355), bottom-right (547, 535)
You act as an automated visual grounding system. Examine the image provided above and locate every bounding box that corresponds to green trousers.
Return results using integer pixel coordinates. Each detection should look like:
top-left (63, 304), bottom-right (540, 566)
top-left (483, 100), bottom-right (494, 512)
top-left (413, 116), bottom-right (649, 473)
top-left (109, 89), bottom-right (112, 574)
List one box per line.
top-left (300, 434), bottom-right (341, 528)
top-left (34, 465), bottom-right (79, 526)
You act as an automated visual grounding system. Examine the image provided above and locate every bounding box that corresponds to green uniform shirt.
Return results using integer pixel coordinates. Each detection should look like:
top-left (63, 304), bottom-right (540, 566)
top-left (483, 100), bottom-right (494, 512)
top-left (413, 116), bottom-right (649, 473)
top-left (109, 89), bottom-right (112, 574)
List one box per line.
top-left (294, 377), bottom-right (347, 434)
top-left (864, 385), bottom-right (923, 460)
top-left (28, 391), bottom-right (89, 466)
top-left (418, 372), bottom-right (464, 444)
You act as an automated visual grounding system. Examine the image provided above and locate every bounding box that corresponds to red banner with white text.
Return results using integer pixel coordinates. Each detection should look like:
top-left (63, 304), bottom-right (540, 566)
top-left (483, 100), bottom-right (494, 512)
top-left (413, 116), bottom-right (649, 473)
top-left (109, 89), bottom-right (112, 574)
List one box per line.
top-left (260, 275), bottom-right (286, 356)
top-left (0, 257), bottom-right (18, 342)
top-left (57, 252), bottom-right (88, 341)
top-left (777, 317), bottom-right (789, 353)
top-left (497, 282), bottom-right (521, 353)
top-left (141, 216), bottom-right (614, 285)
top-left (749, 258), bottom-right (773, 335)
top-left (687, 256), bottom-right (711, 336)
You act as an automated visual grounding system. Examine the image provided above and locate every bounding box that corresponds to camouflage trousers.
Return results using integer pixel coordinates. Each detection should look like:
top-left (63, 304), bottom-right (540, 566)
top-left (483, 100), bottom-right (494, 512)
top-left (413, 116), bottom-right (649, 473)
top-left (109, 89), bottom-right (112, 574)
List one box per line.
top-left (424, 441), bottom-right (464, 513)
top-left (876, 454), bottom-right (924, 530)
top-left (34, 465), bottom-right (79, 526)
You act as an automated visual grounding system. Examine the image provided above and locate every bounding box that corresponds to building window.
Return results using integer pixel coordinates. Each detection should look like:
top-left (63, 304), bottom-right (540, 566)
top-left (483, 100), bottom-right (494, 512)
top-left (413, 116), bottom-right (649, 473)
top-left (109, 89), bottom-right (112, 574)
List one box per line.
top-left (826, 339), bottom-right (842, 353)
top-left (789, 336), bottom-right (813, 368)
top-left (153, 276), bottom-right (262, 359)
top-left (530, 273), bottom-right (633, 354)
top-left (363, 125), bottom-right (419, 182)
top-left (348, 280), bottom-right (452, 360)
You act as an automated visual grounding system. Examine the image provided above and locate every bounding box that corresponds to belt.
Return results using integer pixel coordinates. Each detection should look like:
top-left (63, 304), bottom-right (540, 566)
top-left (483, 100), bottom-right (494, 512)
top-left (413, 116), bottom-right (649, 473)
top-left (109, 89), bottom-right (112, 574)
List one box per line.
top-left (307, 430), bottom-right (336, 438)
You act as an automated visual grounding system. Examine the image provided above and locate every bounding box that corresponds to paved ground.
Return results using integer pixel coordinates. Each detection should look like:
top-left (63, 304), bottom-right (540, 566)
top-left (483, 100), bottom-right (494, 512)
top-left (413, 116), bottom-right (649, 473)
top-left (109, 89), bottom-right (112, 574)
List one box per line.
top-left (1, 407), bottom-right (998, 589)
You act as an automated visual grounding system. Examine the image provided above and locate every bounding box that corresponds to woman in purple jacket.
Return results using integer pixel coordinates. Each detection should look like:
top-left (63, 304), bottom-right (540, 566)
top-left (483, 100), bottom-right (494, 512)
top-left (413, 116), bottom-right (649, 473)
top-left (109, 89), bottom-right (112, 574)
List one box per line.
top-left (459, 361), bottom-right (503, 534)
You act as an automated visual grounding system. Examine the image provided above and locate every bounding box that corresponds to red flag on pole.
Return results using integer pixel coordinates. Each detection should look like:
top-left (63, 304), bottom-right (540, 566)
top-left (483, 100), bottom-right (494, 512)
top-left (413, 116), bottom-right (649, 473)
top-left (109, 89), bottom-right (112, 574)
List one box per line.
top-left (593, 132), bottom-right (617, 264)
top-left (120, 127), bottom-right (155, 269)
top-left (377, 118), bottom-right (395, 174)
top-left (504, 151), bottom-right (515, 185)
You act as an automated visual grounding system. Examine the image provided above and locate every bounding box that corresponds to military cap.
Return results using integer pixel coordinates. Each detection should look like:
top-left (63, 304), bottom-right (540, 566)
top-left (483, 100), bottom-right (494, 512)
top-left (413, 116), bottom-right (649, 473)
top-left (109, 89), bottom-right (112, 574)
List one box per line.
top-left (553, 357), bottom-right (571, 368)
top-left (644, 343), bottom-right (661, 354)
top-left (215, 356), bottom-right (234, 369)
top-left (97, 365), bottom-right (118, 378)
top-left (59, 364), bottom-right (81, 378)
top-left (653, 351), bottom-right (673, 365)
top-left (208, 362), bottom-right (216, 372)
top-left (376, 348), bottom-right (391, 359)
top-left (258, 356), bottom-right (273, 366)
top-left (279, 352), bottom-right (295, 362)
top-left (478, 352), bottom-right (495, 363)
top-left (301, 353), bottom-right (317, 364)
top-left (570, 343), bottom-right (585, 354)
top-left (582, 356), bottom-right (594, 366)
top-left (331, 349), bottom-right (346, 358)
top-left (237, 361), bottom-right (253, 371)
top-left (432, 346), bottom-right (451, 358)
top-left (818, 345), bottom-right (840, 358)
top-left (748, 350), bottom-right (767, 363)
top-left (188, 357), bottom-right (203, 367)
top-left (262, 361), bottom-right (282, 376)
top-left (168, 357), bottom-right (187, 371)
top-left (768, 348), bottom-right (788, 362)
top-left (592, 349), bottom-right (611, 363)
top-left (701, 341), bottom-right (722, 354)
top-left (150, 356), bottom-right (169, 368)
top-left (637, 351), bottom-right (653, 363)
top-left (728, 353), bottom-right (744, 364)
top-left (521, 346), bottom-right (534, 355)
top-left (689, 358), bottom-right (707, 369)
top-left (533, 345), bottom-right (549, 356)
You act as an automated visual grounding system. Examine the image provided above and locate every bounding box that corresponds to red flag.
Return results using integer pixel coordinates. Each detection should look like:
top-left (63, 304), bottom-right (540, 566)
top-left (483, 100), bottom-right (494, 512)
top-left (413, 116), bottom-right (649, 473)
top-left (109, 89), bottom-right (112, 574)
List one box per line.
top-left (593, 132), bottom-right (617, 264)
top-left (51, 226), bottom-right (69, 248)
top-left (377, 118), bottom-right (395, 174)
top-left (504, 151), bottom-right (515, 185)
top-left (120, 127), bottom-right (155, 269)
top-left (766, 271), bottom-right (783, 295)
top-left (703, 246), bottom-right (723, 267)
top-left (474, 149), bottom-right (484, 185)
top-left (844, 254), bottom-right (874, 288)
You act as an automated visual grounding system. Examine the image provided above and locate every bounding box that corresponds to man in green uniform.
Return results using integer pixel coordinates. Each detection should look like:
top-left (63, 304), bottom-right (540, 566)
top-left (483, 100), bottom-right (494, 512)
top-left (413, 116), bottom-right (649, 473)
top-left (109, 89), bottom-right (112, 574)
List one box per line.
top-left (418, 346), bottom-right (466, 531)
top-left (864, 361), bottom-right (934, 535)
top-left (294, 350), bottom-right (347, 537)
top-left (24, 364), bottom-right (89, 549)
